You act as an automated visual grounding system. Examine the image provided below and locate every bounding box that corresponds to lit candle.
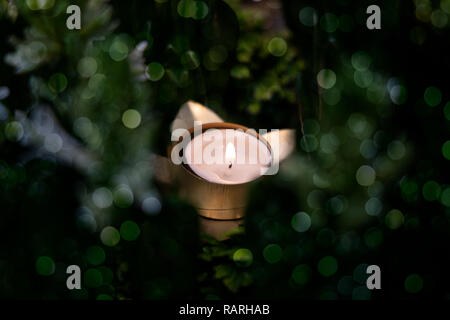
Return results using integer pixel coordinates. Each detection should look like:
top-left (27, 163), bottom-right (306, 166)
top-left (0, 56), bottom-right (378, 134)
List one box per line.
top-left (225, 142), bottom-right (236, 169)
top-left (163, 101), bottom-right (295, 238)
top-left (184, 128), bottom-right (272, 185)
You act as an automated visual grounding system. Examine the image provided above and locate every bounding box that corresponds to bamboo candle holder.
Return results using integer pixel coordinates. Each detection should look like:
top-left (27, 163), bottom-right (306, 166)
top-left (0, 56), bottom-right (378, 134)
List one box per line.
top-left (170, 122), bottom-right (272, 222)
top-left (154, 101), bottom-right (295, 239)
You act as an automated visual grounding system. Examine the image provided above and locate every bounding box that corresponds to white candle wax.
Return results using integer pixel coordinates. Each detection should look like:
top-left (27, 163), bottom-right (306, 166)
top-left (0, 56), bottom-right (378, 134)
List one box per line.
top-left (184, 128), bottom-right (272, 184)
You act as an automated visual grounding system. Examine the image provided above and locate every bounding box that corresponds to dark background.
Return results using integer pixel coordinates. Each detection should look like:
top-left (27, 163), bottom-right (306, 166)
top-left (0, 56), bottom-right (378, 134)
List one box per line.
top-left (0, 0), bottom-right (449, 299)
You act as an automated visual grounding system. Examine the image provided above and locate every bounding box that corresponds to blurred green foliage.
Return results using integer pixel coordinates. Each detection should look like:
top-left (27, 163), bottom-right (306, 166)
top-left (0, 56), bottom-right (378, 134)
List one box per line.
top-left (0, 0), bottom-right (450, 300)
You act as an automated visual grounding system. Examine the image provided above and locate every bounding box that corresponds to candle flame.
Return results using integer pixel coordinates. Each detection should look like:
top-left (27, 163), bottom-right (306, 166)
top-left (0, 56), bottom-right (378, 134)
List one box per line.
top-left (225, 142), bottom-right (236, 165)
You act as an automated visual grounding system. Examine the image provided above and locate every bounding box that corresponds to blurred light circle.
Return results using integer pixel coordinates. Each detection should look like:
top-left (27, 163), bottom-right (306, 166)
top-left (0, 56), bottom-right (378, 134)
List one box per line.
top-left (84, 268), bottom-right (103, 288)
top-left (120, 220), bottom-right (141, 241)
top-left (339, 14), bottom-right (354, 32)
top-left (348, 113), bottom-right (370, 139)
top-left (307, 190), bottom-right (324, 209)
top-left (356, 165), bottom-right (376, 186)
top-left (440, 187), bottom-right (450, 207)
top-left (431, 9), bottom-right (448, 28)
top-left (76, 214), bottom-right (97, 232)
top-left (208, 45), bottom-right (228, 64)
top-left (422, 181), bottom-right (441, 201)
top-left (317, 69), bottom-right (336, 89)
top-left (300, 134), bottom-right (318, 152)
top-left (263, 244), bottom-right (283, 264)
top-left (193, 1), bottom-right (209, 20)
top-left (351, 51), bottom-right (372, 71)
top-left (367, 85), bottom-right (385, 104)
top-left (442, 141), bottom-right (450, 160)
top-left (320, 133), bottom-right (339, 154)
top-left (405, 274), bottom-right (423, 293)
top-left (313, 173), bottom-right (330, 189)
top-left (233, 248), bottom-right (253, 267)
top-left (177, 0), bottom-right (208, 19)
top-left (352, 286), bottom-right (371, 300)
top-left (389, 85), bottom-right (407, 105)
top-left (177, 0), bottom-right (195, 17)
top-left (31, 108), bottom-right (54, 134)
top-left (81, 87), bottom-right (96, 100)
top-left (354, 70), bottom-right (373, 88)
top-left (248, 102), bottom-right (260, 115)
top-left (320, 13), bottom-right (339, 33)
top-left (77, 57), bottom-right (98, 78)
top-left (35, 256), bottom-right (55, 276)
top-left (424, 86), bottom-right (442, 107)
top-left (410, 26), bottom-right (427, 45)
top-left (100, 226), bottom-right (120, 247)
top-left (363, 228), bottom-right (383, 248)
top-left (5, 121), bottom-right (24, 141)
top-left (444, 102), bottom-right (450, 120)
top-left (122, 109), bottom-right (141, 129)
top-left (368, 181), bottom-right (383, 197)
top-left (299, 7), bottom-right (318, 27)
top-left (44, 133), bottom-right (63, 153)
top-left (113, 185), bottom-right (134, 208)
top-left (323, 87), bottom-right (341, 105)
top-left (353, 264), bottom-right (369, 284)
top-left (0, 103), bottom-right (8, 121)
top-left (292, 264), bottom-right (312, 285)
top-left (318, 256), bottom-right (338, 277)
top-left (88, 74), bottom-right (106, 90)
top-left (27, 41), bottom-right (47, 64)
top-left (400, 177), bottom-right (419, 201)
top-left (442, 0), bottom-right (450, 14)
top-left (336, 233), bottom-right (354, 254)
top-left (92, 187), bottom-right (113, 209)
top-left (387, 140), bottom-right (406, 160)
top-left (73, 117), bottom-right (93, 138)
top-left (76, 207), bottom-right (97, 233)
top-left (267, 37), bottom-right (287, 57)
top-left (49, 73), bottom-right (68, 93)
top-left (98, 266), bottom-right (113, 285)
top-left (360, 139), bottom-right (377, 159)
top-left (146, 62), bottom-right (165, 81)
top-left (291, 212), bottom-right (311, 232)
top-left (230, 65), bottom-right (250, 79)
top-left (142, 196), bottom-right (162, 215)
top-left (405, 217), bottom-right (420, 230)
top-left (365, 197), bottom-right (382, 216)
top-left (337, 276), bottom-right (354, 295)
top-left (327, 196), bottom-right (346, 215)
top-left (385, 209), bottom-right (404, 229)
top-left (415, 3), bottom-right (432, 22)
top-left (302, 119), bottom-right (320, 135)
top-left (109, 40), bottom-right (129, 62)
top-left (86, 246), bottom-right (106, 266)
top-left (26, 0), bottom-right (54, 10)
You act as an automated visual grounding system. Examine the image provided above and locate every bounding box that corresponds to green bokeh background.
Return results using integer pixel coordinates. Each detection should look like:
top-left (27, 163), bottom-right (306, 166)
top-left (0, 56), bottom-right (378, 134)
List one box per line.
top-left (0, 0), bottom-right (449, 300)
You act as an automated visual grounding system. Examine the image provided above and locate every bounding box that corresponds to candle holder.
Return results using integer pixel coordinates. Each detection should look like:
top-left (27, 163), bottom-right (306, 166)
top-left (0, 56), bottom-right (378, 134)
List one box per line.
top-left (155, 101), bottom-right (295, 240)
top-left (171, 122), bottom-right (272, 220)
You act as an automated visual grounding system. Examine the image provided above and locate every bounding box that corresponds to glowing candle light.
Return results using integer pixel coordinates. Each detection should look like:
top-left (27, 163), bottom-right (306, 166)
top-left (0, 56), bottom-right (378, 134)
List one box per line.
top-left (165, 101), bottom-right (295, 238)
top-left (225, 142), bottom-right (236, 169)
top-left (184, 128), bottom-right (272, 185)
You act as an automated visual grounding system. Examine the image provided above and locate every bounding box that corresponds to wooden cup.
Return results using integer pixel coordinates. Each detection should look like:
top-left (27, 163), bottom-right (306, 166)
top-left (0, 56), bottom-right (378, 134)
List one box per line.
top-left (169, 123), bottom-right (272, 236)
